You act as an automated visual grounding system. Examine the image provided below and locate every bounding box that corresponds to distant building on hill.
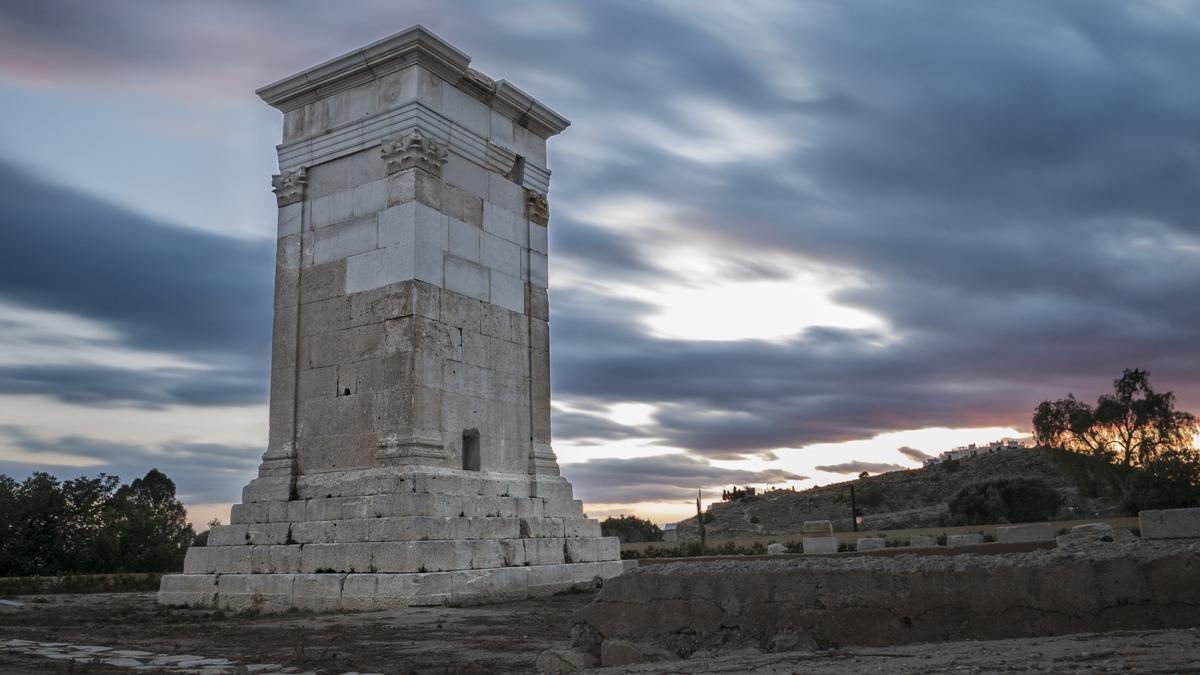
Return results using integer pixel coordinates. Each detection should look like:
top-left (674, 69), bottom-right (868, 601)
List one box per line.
top-left (662, 523), bottom-right (678, 542)
top-left (923, 438), bottom-right (1028, 466)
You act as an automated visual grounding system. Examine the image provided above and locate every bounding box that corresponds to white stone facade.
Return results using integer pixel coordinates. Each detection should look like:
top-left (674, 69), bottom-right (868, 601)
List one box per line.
top-left (159, 26), bottom-right (622, 610)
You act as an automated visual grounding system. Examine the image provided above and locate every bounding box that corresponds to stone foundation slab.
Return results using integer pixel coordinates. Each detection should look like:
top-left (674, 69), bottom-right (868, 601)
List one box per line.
top-left (159, 560), bottom-right (627, 611)
top-left (1140, 507), bottom-right (1200, 539)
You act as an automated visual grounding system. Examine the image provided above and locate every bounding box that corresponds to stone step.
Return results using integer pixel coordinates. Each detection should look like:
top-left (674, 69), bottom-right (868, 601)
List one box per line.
top-left (209, 515), bottom-right (600, 546)
top-left (288, 470), bottom-right (574, 501)
top-left (230, 493), bottom-right (585, 525)
top-left (160, 560), bottom-right (631, 612)
top-left (183, 536), bottom-right (620, 575)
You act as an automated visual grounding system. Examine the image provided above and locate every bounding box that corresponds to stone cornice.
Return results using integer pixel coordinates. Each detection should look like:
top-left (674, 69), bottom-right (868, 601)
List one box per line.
top-left (256, 25), bottom-right (471, 113)
top-left (274, 100), bottom-right (553, 194)
top-left (256, 25), bottom-right (570, 138)
top-left (493, 81), bottom-right (571, 139)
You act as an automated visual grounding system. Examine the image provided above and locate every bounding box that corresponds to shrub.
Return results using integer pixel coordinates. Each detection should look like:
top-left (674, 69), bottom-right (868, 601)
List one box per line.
top-left (600, 515), bottom-right (663, 543)
top-left (947, 477), bottom-right (1063, 525)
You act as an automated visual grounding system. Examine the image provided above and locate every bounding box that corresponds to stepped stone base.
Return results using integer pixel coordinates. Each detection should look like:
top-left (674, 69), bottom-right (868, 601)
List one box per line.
top-left (160, 560), bottom-right (628, 611)
top-left (159, 466), bottom-right (627, 611)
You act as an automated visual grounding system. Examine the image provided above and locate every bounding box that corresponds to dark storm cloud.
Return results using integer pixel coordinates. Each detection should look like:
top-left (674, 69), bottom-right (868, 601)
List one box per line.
top-left (813, 461), bottom-right (907, 475)
top-left (551, 215), bottom-right (662, 280)
top-left (0, 1), bottom-right (1198, 469)
top-left (0, 425), bottom-right (259, 505)
top-left (562, 453), bottom-right (807, 504)
top-left (552, 410), bottom-right (647, 445)
top-left (898, 446), bottom-right (932, 462)
top-left (0, 162), bottom-right (274, 408)
top-left (542, 2), bottom-right (1200, 457)
top-left (0, 364), bottom-right (265, 408)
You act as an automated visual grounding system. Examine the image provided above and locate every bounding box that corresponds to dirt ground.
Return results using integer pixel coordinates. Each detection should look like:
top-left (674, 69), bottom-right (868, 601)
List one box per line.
top-left (0, 591), bottom-right (585, 673)
top-left (2, 591), bottom-right (1199, 674)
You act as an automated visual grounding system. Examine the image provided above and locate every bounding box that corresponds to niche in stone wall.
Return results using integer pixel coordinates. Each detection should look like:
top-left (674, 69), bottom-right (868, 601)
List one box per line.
top-left (462, 429), bottom-right (480, 471)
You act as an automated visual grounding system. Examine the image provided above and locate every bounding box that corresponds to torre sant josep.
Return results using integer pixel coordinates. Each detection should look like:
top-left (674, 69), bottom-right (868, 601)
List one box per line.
top-left (158, 26), bottom-right (625, 610)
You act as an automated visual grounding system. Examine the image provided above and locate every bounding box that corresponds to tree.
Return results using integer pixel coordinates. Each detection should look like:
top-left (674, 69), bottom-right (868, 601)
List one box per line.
top-left (106, 469), bottom-right (195, 572)
top-left (1034, 369), bottom-right (1198, 468)
top-left (1034, 369), bottom-right (1200, 510)
top-left (0, 468), bottom-right (194, 576)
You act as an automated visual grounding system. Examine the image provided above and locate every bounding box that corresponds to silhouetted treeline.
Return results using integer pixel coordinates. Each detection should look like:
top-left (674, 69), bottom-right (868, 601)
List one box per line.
top-left (600, 515), bottom-right (663, 543)
top-left (0, 469), bottom-right (194, 576)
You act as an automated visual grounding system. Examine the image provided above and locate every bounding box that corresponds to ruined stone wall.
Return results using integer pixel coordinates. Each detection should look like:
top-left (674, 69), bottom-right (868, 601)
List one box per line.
top-left (572, 539), bottom-right (1200, 660)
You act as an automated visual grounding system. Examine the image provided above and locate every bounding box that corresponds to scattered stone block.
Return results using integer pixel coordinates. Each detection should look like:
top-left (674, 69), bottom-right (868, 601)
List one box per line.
top-left (802, 536), bottom-right (838, 555)
top-left (801, 520), bottom-right (834, 536)
top-left (909, 534), bottom-right (938, 548)
top-left (995, 523), bottom-right (1055, 543)
top-left (947, 533), bottom-right (985, 547)
top-left (1140, 507), bottom-right (1200, 539)
top-left (767, 543), bottom-right (787, 555)
top-left (856, 537), bottom-right (886, 551)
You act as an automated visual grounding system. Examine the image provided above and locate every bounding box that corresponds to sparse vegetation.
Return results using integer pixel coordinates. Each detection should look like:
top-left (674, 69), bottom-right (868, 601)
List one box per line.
top-left (599, 514), bottom-right (663, 543)
top-left (674, 446), bottom-right (1130, 540)
top-left (721, 486), bottom-right (758, 501)
top-left (620, 541), bottom-right (768, 559)
top-left (947, 477), bottom-right (1063, 525)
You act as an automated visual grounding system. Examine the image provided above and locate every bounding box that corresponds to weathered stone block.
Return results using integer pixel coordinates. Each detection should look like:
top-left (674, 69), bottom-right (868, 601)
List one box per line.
top-left (802, 520), bottom-right (834, 536)
top-left (300, 542), bottom-right (372, 573)
top-left (158, 574), bottom-right (218, 608)
top-left (1140, 507), bottom-right (1200, 539)
top-left (856, 537), bottom-right (886, 551)
top-left (183, 546), bottom-right (253, 574)
top-left (909, 534), bottom-right (938, 548)
top-left (802, 536), bottom-right (838, 555)
top-left (292, 574), bottom-right (347, 612)
top-left (251, 545), bottom-right (302, 574)
top-left (996, 523), bottom-right (1055, 543)
top-left (218, 574), bottom-right (295, 612)
top-left (451, 567), bottom-right (528, 604)
top-left (948, 533), bottom-right (985, 547)
top-left (207, 524), bottom-right (249, 547)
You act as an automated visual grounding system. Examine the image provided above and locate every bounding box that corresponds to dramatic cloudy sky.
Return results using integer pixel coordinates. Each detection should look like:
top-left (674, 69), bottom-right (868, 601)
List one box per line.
top-left (2, 1), bottom-right (1198, 525)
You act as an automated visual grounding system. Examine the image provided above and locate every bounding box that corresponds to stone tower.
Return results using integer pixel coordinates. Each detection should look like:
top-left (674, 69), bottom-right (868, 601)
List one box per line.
top-left (159, 26), bottom-right (624, 610)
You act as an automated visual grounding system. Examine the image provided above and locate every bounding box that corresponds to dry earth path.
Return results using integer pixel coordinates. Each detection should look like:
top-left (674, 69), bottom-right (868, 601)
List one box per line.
top-left (2, 591), bottom-right (1199, 673)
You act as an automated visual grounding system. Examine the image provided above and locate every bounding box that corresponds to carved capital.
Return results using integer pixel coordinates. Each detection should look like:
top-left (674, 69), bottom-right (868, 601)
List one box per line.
top-left (526, 190), bottom-right (549, 226)
top-left (271, 168), bottom-right (307, 207)
top-left (381, 130), bottom-right (448, 177)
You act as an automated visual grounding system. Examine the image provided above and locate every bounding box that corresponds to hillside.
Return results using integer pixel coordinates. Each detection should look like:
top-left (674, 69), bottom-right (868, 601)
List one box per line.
top-left (675, 447), bottom-right (1125, 541)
